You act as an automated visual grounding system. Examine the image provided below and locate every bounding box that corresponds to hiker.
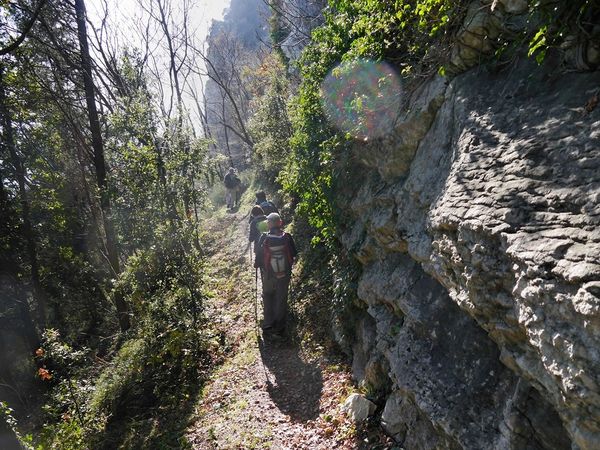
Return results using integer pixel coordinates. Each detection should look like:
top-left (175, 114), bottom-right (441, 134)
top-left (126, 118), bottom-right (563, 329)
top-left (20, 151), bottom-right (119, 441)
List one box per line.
top-left (254, 191), bottom-right (278, 216)
top-left (223, 167), bottom-right (241, 209)
top-left (254, 212), bottom-right (297, 337)
top-left (248, 205), bottom-right (268, 249)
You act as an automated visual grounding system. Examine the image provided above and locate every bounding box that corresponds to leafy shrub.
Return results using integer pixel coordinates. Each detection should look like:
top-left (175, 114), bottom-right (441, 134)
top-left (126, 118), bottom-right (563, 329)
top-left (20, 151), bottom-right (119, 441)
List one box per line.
top-left (38, 223), bottom-right (208, 449)
top-left (248, 53), bottom-right (293, 189)
top-left (283, 0), bottom-right (469, 249)
top-left (1, 401), bottom-right (36, 450)
top-left (36, 330), bottom-right (102, 449)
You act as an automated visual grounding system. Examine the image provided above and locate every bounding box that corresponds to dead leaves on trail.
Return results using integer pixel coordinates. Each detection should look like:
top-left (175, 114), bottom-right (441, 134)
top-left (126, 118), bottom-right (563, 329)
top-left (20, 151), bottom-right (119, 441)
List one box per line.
top-left (186, 206), bottom-right (392, 449)
top-left (189, 344), bottom-right (367, 449)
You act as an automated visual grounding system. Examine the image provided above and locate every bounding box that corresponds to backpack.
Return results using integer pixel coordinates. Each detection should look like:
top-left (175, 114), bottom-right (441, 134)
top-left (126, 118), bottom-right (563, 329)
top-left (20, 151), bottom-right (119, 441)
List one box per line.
top-left (259, 200), bottom-right (278, 215)
top-left (257, 219), bottom-right (268, 233)
top-left (261, 232), bottom-right (292, 279)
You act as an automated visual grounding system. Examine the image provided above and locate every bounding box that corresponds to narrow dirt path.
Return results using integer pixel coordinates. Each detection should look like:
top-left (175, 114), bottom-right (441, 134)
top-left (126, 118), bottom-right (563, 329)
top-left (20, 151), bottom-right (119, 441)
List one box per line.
top-left (186, 205), bottom-right (391, 449)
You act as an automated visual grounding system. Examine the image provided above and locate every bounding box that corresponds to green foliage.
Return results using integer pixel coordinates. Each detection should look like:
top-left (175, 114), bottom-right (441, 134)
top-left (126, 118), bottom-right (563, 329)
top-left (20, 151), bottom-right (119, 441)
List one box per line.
top-left (86, 226), bottom-right (206, 448)
top-left (329, 0), bottom-right (459, 63)
top-left (39, 223), bottom-right (207, 448)
top-left (525, 1), bottom-right (597, 65)
top-left (283, 0), bottom-right (466, 248)
top-left (39, 378), bottom-right (104, 450)
top-left (86, 327), bottom-right (203, 448)
top-left (1, 402), bottom-right (37, 450)
top-left (1, 4), bottom-right (216, 448)
top-left (289, 212), bottom-right (362, 356)
top-left (106, 52), bottom-right (211, 252)
top-left (528, 25), bottom-right (548, 64)
top-left (39, 329), bottom-right (88, 372)
top-left (23, 69), bottom-right (210, 442)
top-left (116, 222), bottom-right (205, 325)
top-left (36, 330), bottom-right (102, 450)
top-left (248, 53), bottom-right (293, 188)
top-left (284, 0), bottom-right (599, 251)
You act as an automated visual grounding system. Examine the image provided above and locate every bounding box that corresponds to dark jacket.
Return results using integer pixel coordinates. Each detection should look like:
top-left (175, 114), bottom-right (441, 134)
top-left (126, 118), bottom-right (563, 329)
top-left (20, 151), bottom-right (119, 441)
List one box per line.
top-left (248, 200), bottom-right (279, 224)
top-left (224, 173), bottom-right (240, 188)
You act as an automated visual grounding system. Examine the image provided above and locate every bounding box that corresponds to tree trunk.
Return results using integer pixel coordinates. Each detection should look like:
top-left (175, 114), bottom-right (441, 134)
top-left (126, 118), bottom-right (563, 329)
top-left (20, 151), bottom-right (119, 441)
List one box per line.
top-left (221, 97), bottom-right (235, 168)
top-left (0, 64), bottom-right (47, 330)
top-left (74, 0), bottom-right (130, 331)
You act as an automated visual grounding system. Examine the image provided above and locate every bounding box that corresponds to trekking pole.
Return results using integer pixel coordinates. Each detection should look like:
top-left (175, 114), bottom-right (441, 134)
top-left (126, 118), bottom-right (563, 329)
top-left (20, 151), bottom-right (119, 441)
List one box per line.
top-left (288, 274), bottom-right (295, 322)
top-left (254, 267), bottom-right (259, 338)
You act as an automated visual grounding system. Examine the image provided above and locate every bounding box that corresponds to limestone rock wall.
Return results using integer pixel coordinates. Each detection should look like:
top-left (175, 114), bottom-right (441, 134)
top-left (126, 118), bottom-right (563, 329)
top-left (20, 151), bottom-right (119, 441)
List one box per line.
top-left (279, 0), bottom-right (326, 63)
top-left (337, 57), bottom-right (600, 449)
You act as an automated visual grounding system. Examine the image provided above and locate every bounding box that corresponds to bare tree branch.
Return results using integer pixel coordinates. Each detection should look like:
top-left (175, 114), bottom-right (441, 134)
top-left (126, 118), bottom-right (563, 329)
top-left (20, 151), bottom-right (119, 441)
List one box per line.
top-left (0, 0), bottom-right (48, 55)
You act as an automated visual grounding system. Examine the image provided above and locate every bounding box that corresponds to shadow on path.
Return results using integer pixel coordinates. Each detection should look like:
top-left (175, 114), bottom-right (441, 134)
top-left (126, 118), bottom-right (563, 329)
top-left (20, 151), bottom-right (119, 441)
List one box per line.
top-left (258, 337), bottom-right (323, 423)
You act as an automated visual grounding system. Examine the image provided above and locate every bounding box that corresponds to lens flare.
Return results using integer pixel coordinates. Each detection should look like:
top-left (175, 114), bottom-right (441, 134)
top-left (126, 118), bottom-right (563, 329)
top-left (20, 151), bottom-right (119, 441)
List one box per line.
top-left (320, 59), bottom-right (402, 140)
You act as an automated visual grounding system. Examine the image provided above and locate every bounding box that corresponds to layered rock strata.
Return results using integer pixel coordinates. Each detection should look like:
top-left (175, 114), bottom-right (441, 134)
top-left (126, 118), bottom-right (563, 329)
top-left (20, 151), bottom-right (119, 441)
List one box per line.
top-left (337, 55), bottom-right (600, 449)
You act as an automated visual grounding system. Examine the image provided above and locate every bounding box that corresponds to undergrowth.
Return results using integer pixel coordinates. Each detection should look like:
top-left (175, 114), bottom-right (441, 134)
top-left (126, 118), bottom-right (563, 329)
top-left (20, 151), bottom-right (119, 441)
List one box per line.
top-left (34, 223), bottom-right (212, 449)
top-left (287, 212), bottom-right (362, 360)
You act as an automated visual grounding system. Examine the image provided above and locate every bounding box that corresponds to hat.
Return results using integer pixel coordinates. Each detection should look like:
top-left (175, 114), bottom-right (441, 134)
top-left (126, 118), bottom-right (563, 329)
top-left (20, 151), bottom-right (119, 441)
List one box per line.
top-left (266, 212), bottom-right (282, 227)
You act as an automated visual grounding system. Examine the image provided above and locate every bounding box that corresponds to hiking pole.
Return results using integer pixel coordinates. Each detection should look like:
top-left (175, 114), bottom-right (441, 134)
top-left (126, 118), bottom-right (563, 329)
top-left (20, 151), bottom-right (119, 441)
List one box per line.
top-left (288, 274), bottom-right (296, 324)
top-left (254, 267), bottom-right (259, 339)
top-left (289, 272), bottom-right (295, 309)
top-left (250, 243), bottom-right (258, 336)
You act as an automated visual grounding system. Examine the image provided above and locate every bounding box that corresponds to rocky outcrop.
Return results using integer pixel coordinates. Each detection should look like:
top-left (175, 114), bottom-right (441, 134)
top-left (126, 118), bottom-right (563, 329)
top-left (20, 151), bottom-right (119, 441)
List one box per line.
top-left (204, 0), bottom-right (268, 168)
top-left (342, 393), bottom-right (377, 422)
top-left (279, 0), bottom-right (326, 63)
top-left (336, 43), bottom-right (600, 450)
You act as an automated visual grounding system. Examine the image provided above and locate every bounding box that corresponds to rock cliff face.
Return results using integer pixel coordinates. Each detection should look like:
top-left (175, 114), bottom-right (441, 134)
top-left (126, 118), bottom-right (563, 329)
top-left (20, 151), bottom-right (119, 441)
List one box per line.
top-left (279, 0), bottom-right (326, 63)
top-left (336, 52), bottom-right (600, 450)
top-left (204, 0), bottom-right (268, 168)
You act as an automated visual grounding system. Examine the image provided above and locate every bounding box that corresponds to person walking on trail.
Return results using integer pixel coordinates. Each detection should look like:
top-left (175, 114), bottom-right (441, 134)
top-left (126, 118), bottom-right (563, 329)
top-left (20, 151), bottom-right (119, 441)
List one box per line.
top-left (223, 167), bottom-right (241, 209)
top-left (248, 205), bottom-right (268, 249)
top-left (254, 191), bottom-right (278, 216)
top-left (254, 212), bottom-right (297, 338)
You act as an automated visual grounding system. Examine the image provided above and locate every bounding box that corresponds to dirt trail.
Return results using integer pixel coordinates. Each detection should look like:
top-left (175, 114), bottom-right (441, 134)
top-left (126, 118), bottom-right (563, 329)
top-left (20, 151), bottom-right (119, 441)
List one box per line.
top-left (186, 205), bottom-right (389, 449)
